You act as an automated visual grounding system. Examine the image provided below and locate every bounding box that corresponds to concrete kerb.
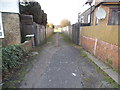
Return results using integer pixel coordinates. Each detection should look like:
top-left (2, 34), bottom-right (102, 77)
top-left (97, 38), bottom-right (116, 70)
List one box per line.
top-left (84, 51), bottom-right (120, 85)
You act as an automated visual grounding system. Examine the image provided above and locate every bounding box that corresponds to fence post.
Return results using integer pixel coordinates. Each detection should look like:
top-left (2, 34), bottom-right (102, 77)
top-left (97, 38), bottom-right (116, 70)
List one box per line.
top-left (77, 12), bottom-right (81, 45)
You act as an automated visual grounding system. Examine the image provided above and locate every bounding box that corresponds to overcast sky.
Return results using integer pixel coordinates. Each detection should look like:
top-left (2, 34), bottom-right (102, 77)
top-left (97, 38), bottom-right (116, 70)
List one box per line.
top-left (37, 0), bottom-right (91, 25)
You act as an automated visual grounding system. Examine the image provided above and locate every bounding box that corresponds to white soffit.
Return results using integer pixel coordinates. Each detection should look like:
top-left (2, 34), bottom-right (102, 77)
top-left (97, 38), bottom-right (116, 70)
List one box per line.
top-left (0, 12), bottom-right (4, 38)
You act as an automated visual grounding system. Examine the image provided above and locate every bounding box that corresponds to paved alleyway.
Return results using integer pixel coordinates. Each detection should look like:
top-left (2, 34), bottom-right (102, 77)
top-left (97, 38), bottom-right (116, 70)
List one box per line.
top-left (20, 33), bottom-right (113, 88)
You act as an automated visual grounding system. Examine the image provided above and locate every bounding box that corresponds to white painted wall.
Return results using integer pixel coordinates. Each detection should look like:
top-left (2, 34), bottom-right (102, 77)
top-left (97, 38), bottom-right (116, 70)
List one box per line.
top-left (0, 12), bottom-right (4, 38)
top-left (0, 0), bottom-right (19, 13)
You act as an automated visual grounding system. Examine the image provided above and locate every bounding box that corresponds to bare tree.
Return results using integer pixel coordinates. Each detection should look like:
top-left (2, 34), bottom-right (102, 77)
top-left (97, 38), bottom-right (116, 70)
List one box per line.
top-left (60, 19), bottom-right (71, 27)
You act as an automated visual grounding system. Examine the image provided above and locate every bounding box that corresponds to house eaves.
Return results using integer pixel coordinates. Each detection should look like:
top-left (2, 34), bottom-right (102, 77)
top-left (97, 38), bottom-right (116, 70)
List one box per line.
top-left (102, 0), bottom-right (120, 2)
top-left (95, 0), bottom-right (120, 7)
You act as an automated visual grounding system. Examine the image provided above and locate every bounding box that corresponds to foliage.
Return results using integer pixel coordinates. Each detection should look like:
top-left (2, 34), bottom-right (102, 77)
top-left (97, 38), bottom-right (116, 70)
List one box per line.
top-left (41, 10), bottom-right (47, 26)
top-left (60, 19), bottom-right (71, 27)
top-left (81, 50), bottom-right (119, 88)
top-left (19, 0), bottom-right (47, 26)
top-left (61, 33), bottom-right (73, 45)
top-left (2, 45), bottom-right (28, 72)
top-left (46, 23), bottom-right (54, 29)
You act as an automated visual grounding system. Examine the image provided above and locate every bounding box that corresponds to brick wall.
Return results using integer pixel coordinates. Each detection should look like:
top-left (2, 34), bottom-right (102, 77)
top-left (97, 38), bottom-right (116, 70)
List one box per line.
top-left (81, 36), bottom-right (95, 54)
top-left (81, 36), bottom-right (119, 70)
top-left (96, 40), bottom-right (118, 70)
top-left (80, 4), bottom-right (119, 71)
top-left (1, 12), bottom-right (21, 46)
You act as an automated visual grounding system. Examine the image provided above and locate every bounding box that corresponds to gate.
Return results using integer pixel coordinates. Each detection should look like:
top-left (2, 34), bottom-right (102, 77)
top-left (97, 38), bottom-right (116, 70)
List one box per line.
top-left (72, 23), bottom-right (80, 45)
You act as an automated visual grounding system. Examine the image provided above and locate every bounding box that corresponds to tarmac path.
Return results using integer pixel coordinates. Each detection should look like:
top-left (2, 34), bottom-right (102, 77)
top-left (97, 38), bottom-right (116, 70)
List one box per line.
top-left (20, 33), bottom-right (113, 88)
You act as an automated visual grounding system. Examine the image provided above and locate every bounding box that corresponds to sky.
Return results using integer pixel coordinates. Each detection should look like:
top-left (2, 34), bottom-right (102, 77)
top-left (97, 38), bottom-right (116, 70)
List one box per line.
top-left (36, 0), bottom-right (91, 25)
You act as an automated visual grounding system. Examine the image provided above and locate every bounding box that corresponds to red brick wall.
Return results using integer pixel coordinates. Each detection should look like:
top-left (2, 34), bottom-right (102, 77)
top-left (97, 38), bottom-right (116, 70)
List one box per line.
top-left (81, 36), bottom-right (95, 54)
top-left (81, 36), bottom-right (119, 71)
top-left (96, 40), bottom-right (118, 70)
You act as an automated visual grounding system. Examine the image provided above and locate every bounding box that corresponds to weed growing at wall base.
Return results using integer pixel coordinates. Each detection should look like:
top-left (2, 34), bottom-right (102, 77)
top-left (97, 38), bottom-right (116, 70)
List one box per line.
top-left (1, 44), bottom-right (28, 72)
top-left (81, 50), bottom-right (120, 88)
top-left (61, 33), bottom-right (73, 45)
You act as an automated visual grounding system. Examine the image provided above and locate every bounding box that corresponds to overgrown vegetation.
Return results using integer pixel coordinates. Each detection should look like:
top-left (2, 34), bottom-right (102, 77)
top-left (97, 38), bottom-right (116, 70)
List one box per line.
top-left (2, 34), bottom-right (55, 88)
top-left (2, 45), bottom-right (28, 72)
top-left (46, 23), bottom-right (55, 29)
top-left (61, 33), bottom-right (73, 45)
top-left (81, 51), bottom-right (120, 88)
top-left (19, 1), bottom-right (47, 26)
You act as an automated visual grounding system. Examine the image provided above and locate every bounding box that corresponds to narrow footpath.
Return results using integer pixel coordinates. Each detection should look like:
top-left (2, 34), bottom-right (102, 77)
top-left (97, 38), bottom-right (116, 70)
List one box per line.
top-left (20, 33), bottom-right (113, 88)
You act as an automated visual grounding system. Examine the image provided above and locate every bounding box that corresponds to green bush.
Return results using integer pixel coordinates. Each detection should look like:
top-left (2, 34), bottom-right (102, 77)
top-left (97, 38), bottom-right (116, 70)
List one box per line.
top-left (1, 45), bottom-right (28, 72)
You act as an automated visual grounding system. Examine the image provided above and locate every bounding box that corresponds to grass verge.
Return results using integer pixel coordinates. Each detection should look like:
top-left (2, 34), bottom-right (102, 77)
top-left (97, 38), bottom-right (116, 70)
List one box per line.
top-left (81, 50), bottom-right (120, 88)
top-left (46, 32), bottom-right (56, 43)
top-left (60, 33), bottom-right (73, 46)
